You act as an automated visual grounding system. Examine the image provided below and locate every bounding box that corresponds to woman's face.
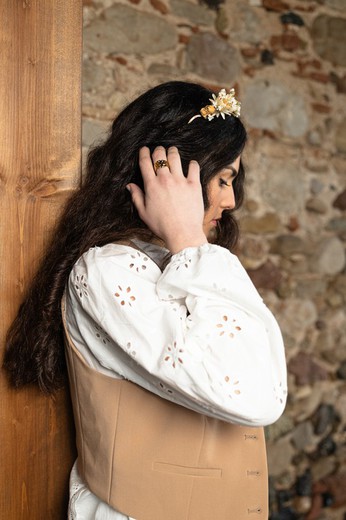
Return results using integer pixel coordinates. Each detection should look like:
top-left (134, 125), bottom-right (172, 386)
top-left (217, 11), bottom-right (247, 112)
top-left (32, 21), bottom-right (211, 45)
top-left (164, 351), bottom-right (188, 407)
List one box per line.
top-left (202, 156), bottom-right (241, 238)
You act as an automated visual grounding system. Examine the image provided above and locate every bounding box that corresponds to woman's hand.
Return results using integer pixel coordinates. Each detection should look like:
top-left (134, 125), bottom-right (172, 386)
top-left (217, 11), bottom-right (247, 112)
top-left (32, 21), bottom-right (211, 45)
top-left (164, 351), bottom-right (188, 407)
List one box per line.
top-left (127, 146), bottom-right (207, 254)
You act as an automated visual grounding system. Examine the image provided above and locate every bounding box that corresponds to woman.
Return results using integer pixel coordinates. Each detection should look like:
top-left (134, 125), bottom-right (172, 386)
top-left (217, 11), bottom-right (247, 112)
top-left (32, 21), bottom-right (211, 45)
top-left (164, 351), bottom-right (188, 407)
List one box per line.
top-left (4, 81), bottom-right (287, 519)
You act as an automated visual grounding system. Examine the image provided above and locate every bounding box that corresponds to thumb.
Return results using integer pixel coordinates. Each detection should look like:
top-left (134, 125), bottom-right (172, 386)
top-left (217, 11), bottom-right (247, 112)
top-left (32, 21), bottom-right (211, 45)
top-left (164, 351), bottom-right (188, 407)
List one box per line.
top-left (126, 183), bottom-right (145, 216)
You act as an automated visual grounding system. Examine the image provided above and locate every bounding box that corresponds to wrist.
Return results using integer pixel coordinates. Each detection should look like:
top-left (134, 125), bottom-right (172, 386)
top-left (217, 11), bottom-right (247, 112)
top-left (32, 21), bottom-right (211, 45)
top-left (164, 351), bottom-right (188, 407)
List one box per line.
top-left (165, 232), bottom-right (208, 255)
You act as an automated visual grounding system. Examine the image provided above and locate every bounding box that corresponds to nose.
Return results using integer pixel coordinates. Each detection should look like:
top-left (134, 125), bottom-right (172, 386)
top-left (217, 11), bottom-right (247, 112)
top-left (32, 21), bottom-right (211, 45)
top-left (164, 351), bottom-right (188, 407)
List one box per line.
top-left (222, 184), bottom-right (236, 210)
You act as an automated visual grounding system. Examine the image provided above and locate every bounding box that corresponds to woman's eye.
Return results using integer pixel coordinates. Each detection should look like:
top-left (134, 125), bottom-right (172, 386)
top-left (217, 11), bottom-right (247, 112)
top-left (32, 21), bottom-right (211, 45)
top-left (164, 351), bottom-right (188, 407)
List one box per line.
top-left (219, 178), bottom-right (230, 187)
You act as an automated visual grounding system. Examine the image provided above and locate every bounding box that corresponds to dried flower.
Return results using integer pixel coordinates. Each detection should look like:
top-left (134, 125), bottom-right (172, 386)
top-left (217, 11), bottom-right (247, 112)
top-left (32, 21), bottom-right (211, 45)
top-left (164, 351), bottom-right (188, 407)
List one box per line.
top-left (188, 88), bottom-right (241, 124)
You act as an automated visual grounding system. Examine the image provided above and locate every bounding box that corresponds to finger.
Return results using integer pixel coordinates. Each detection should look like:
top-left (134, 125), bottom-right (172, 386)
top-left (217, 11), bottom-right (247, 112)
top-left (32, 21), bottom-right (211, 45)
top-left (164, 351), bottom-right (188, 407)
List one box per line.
top-left (186, 160), bottom-right (200, 184)
top-left (167, 146), bottom-right (183, 176)
top-left (152, 146), bottom-right (170, 175)
top-left (139, 147), bottom-right (156, 185)
top-left (127, 184), bottom-right (145, 218)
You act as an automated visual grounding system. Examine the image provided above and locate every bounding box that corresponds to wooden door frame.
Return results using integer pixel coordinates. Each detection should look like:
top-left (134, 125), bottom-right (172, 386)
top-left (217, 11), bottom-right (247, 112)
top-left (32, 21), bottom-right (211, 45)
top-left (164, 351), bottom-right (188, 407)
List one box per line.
top-left (0, 2), bottom-right (82, 518)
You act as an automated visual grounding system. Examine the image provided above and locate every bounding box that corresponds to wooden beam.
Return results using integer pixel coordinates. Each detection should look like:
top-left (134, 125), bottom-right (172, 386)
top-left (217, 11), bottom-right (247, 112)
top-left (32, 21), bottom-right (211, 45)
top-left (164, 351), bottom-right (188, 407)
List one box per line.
top-left (0, 1), bottom-right (81, 518)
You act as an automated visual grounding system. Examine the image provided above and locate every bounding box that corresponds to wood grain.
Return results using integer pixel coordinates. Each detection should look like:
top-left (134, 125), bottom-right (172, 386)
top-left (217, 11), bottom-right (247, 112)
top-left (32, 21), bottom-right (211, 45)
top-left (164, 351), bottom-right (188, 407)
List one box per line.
top-left (0, 1), bottom-right (82, 518)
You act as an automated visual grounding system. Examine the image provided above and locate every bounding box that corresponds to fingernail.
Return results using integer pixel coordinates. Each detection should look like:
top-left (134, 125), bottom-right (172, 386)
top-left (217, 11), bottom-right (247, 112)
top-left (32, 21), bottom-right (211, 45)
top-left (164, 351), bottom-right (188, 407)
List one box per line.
top-left (126, 185), bottom-right (132, 193)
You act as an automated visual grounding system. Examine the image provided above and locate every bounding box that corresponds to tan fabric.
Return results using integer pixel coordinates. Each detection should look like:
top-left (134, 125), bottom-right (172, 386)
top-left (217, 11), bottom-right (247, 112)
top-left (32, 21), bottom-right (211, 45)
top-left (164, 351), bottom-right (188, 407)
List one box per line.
top-left (63, 302), bottom-right (269, 520)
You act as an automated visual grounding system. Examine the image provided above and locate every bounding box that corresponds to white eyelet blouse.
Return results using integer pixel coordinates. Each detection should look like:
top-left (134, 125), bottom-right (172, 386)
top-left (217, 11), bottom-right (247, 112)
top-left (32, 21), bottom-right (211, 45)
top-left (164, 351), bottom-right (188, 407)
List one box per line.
top-left (65, 240), bottom-right (287, 519)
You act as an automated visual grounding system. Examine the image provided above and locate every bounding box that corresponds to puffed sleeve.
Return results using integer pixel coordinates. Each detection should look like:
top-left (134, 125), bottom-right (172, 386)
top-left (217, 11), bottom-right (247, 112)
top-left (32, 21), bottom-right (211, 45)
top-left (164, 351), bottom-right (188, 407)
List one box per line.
top-left (66, 243), bottom-right (287, 427)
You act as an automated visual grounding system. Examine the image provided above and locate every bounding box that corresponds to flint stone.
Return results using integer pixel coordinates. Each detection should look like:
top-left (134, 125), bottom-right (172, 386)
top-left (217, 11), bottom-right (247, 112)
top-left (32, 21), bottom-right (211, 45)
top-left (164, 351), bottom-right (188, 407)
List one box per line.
top-left (326, 291), bottom-right (343, 308)
top-left (310, 178), bottom-right (324, 195)
top-left (317, 0), bottom-right (346, 12)
top-left (84, 4), bottom-right (178, 54)
top-left (292, 421), bottom-right (315, 451)
top-left (261, 49), bottom-right (275, 65)
top-left (304, 157), bottom-right (328, 173)
top-left (241, 212), bottom-right (281, 234)
top-left (258, 159), bottom-right (307, 215)
top-left (82, 119), bottom-right (109, 147)
top-left (337, 360), bottom-right (346, 380)
top-left (317, 435), bottom-right (337, 457)
top-left (307, 129), bottom-right (323, 147)
top-left (327, 215), bottom-right (346, 233)
top-left (215, 7), bottom-right (228, 35)
top-left (311, 457), bottom-right (337, 481)
top-left (265, 415), bottom-right (294, 442)
top-left (245, 199), bottom-right (259, 213)
top-left (148, 63), bottom-right (180, 81)
top-left (221, 2), bottom-right (266, 44)
top-left (311, 15), bottom-right (346, 67)
top-left (280, 11), bottom-right (304, 26)
top-left (200, 0), bottom-right (224, 10)
top-left (335, 118), bottom-right (346, 154)
top-left (331, 274), bottom-right (346, 298)
top-left (330, 72), bottom-right (346, 94)
top-left (318, 472), bottom-right (346, 507)
top-left (267, 436), bottom-right (295, 476)
top-left (247, 260), bottom-right (282, 290)
top-left (170, 0), bottom-right (214, 25)
top-left (294, 386), bottom-right (324, 422)
top-left (83, 59), bottom-right (111, 92)
top-left (278, 298), bottom-right (317, 343)
top-left (317, 331), bottom-right (346, 364)
top-left (294, 496), bottom-right (312, 515)
top-left (284, 257), bottom-right (310, 277)
top-left (333, 189), bottom-right (346, 210)
top-left (243, 80), bottom-right (308, 138)
top-left (305, 197), bottom-right (328, 214)
top-left (240, 236), bottom-right (268, 269)
top-left (186, 33), bottom-right (240, 83)
top-left (270, 235), bottom-right (306, 257)
top-left (313, 404), bottom-right (338, 436)
top-left (335, 392), bottom-right (346, 423)
top-left (315, 237), bottom-right (345, 275)
top-left (288, 352), bottom-right (329, 386)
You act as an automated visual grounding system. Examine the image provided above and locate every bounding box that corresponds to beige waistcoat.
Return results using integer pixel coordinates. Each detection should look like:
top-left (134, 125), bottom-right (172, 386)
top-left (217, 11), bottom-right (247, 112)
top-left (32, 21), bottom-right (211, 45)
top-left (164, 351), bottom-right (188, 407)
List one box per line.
top-left (63, 306), bottom-right (269, 520)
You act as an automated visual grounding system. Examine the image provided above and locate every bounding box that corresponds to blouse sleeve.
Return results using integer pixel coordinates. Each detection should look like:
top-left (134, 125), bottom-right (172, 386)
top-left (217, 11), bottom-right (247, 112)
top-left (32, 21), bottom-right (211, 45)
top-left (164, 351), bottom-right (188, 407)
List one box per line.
top-left (66, 243), bottom-right (287, 427)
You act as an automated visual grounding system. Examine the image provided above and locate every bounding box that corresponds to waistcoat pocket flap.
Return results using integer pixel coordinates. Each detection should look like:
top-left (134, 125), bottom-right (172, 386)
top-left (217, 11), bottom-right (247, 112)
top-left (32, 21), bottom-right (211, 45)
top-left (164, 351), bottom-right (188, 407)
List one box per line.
top-left (152, 461), bottom-right (222, 478)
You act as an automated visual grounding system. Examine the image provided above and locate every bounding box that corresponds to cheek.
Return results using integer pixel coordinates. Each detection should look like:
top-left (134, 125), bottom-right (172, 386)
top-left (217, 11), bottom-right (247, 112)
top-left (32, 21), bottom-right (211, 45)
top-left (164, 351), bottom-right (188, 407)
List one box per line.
top-left (206, 183), bottom-right (219, 208)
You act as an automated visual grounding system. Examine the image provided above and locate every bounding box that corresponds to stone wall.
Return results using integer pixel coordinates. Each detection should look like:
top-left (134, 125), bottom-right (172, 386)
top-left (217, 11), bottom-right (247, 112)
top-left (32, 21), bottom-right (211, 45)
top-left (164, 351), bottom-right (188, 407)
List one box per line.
top-left (82, 0), bottom-right (346, 518)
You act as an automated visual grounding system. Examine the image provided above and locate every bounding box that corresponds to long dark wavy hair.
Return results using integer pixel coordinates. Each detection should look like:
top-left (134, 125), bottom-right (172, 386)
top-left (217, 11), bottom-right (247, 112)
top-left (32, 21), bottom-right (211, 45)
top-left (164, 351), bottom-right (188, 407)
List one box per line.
top-left (3, 81), bottom-right (247, 393)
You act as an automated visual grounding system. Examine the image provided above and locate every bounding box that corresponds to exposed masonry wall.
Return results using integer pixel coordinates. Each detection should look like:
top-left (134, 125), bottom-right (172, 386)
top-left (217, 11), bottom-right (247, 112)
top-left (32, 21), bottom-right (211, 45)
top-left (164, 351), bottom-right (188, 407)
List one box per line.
top-left (82, 0), bottom-right (346, 518)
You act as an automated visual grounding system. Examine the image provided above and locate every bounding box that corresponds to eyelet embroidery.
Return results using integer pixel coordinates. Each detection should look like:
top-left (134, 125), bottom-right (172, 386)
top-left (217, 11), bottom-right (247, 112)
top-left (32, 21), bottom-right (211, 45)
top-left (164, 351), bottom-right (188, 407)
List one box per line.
top-left (157, 381), bottom-right (175, 396)
top-left (129, 251), bottom-right (149, 272)
top-left (164, 341), bottom-right (184, 368)
top-left (274, 381), bottom-right (287, 404)
top-left (114, 285), bottom-right (136, 306)
top-left (212, 282), bottom-right (227, 293)
top-left (216, 315), bottom-right (242, 338)
top-left (74, 274), bottom-right (88, 299)
top-left (94, 324), bottom-right (111, 345)
top-left (175, 258), bottom-right (192, 270)
top-left (125, 341), bottom-right (137, 358)
top-left (222, 375), bottom-right (241, 398)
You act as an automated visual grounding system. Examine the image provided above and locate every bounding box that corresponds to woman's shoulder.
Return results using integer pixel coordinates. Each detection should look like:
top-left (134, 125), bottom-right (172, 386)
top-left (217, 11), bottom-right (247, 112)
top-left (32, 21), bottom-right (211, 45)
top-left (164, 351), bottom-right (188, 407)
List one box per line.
top-left (72, 240), bottom-right (167, 276)
top-left (73, 243), bottom-right (135, 268)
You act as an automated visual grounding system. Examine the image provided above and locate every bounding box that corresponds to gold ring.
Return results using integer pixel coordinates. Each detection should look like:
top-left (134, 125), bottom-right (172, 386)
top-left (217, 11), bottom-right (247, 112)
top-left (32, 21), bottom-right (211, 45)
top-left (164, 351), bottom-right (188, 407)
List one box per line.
top-left (154, 159), bottom-right (170, 173)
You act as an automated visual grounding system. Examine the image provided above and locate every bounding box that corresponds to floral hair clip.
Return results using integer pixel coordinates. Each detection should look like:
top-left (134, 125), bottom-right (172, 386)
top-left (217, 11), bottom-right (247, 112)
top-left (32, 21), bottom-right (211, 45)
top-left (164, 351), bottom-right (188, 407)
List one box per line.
top-left (188, 88), bottom-right (241, 124)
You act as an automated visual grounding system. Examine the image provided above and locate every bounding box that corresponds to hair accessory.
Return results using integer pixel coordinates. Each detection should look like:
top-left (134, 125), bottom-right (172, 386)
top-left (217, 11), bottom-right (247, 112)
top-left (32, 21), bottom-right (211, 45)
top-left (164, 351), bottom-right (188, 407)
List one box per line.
top-left (154, 159), bottom-right (170, 173)
top-left (188, 88), bottom-right (241, 124)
